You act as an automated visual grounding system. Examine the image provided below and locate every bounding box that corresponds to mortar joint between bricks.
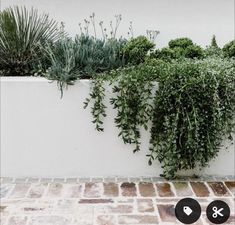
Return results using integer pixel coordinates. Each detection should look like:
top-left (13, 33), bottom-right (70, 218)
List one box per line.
top-left (222, 181), bottom-right (234, 196)
top-left (169, 182), bottom-right (177, 197)
top-left (204, 182), bottom-right (215, 197)
top-left (187, 181), bottom-right (197, 198)
top-left (152, 182), bottom-right (159, 198)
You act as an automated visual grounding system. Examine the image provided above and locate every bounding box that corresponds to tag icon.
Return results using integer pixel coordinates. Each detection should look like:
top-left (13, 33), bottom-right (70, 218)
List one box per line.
top-left (183, 206), bottom-right (193, 216)
top-left (175, 198), bottom-right (201, 224)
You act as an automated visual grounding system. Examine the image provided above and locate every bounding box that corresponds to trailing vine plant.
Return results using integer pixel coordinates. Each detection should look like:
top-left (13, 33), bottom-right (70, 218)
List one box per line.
top-left (85, 57), bottom-right (235, 179)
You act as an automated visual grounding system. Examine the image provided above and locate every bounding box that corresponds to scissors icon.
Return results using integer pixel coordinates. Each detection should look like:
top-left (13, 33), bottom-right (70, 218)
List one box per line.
top-left (212, 206), bottom-right (224, 218)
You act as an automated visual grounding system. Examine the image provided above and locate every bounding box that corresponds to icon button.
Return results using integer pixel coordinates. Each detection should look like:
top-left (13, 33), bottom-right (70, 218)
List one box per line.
top-left (183, 206), bottom-right (193, 216)
top-left (175, 198), bottom-right (201, 224)
top-left (206, 200), bottom-right (230, 224)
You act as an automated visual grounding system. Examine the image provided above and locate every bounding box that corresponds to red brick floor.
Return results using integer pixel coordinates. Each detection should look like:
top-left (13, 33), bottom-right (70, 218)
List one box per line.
top-left (0, 177), bottom-right (234, 225)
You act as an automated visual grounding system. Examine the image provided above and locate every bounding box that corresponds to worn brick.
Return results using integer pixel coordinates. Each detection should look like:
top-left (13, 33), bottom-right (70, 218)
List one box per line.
top-left (96, 205), bottom-right (133, 214)
top-left (28, 216), bottom-right (70, 225)
top-left (27, 183), bottom-right (47, 198)
top-left (0, 205), bottom-right (11, 220)
top-left (9, 184), bottom-right (30, 198)
top-left (118, 215), bottom-right (158, 224)
top-left (156, 197), bottom-right (181, 204)
top-left (117, 199), bottom-right (134, 203)
top-left (120, 182), bottom-right (137, 197)
top-left (74, 205), bottom-right (94, 225)
top-left (19, 202), bottom-right (53, 215)
top-left (0, 205), bottom-right (7, 213)
top-left (56, 199), bottom-right (76, 214)
top-left (1, 199), bottom-right (35, 207)
top-left (139, 182), bottom-right (156, 197)
top-left (2, 177), bottom-right (14, 183)
top-left (173, 182), bottom-right (193, 196)
top-left (208, 182), bottom-right (230, 196)
top-left (137, 199), bottom-right (154, 213)
top-left (46, 183), bottom-right (63, 197)
top-left (64, 184), bottom-right (83, 198)
top-left (7, 216), bottom-right (27, 225)
top-left (3, 178), bottom-right (235, 225)
top-left (34, 200), bottom-right (55, 209)
top-left (226, 215), bottom-right (235, 224)
top-left (0, 184), bottom-right (14, 198)
top-left (79, 199), bottom-right (113, 204)
top-left (23, 206), bottom-right (48, 214)
top-left (84, 182), bottom-right (101, 198)
top-left (103, 183), bottom-right (119, 197)
top-left (157, 204), bottom-right (176, 222)
top-left (190, 182), bottom-right (210, 197)
top-left (96, 215), bottom-right (116, 225)
top-left (0, 215), bottom-right (7, 225)
top-left (156, 183), bottom-right (174, 197)
top-left (225, 181), bottom-right (235, 195)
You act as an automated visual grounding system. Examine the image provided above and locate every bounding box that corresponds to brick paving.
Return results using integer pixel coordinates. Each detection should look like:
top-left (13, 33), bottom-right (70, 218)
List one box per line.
top-left (0, 177), bottom-right (234, 225)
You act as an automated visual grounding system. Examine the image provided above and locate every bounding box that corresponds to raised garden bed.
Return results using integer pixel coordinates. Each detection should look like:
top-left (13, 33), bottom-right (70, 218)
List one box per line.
top-left (1, 77), bottom-right (234, 177)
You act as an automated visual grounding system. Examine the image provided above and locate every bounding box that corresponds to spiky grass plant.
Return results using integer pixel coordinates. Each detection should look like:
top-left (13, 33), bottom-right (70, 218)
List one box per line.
top-left (43, 38), bottom-right (80, 97)
top-left (42, 35), bottom-right (126, 97)
top-left (0, 6), bottom-right (60, 76)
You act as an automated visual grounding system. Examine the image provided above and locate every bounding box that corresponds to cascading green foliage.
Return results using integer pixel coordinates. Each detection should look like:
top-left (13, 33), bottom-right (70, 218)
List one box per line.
top-left (0, 6), bottom-right (60, 76)
top-left (84, 78), bottom-right (107, 131)
top-left (85, 57), bottom-right (235, 178)
top-left (148, 58), bottom-right (235, 178)
top-left (84, 63), bottom-right (158, 150)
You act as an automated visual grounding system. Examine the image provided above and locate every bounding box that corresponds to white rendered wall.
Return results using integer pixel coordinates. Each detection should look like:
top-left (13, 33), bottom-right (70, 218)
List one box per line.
top-left (1, 78), bottom-right (234, 177)
top-left (1, 0), bottom-right (234, 48)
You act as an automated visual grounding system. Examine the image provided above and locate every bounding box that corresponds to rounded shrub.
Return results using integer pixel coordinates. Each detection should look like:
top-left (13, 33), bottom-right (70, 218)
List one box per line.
top-left (123, 36), bottom-right (155, 64)
top-left (184, 45), bottom-right (204, 59)
top-left (223, 40), bottom-right (235, 58)
top-left (168, 37), bottom-right (193, 49)
top-left (153, 47), bottom-right (179, 61)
